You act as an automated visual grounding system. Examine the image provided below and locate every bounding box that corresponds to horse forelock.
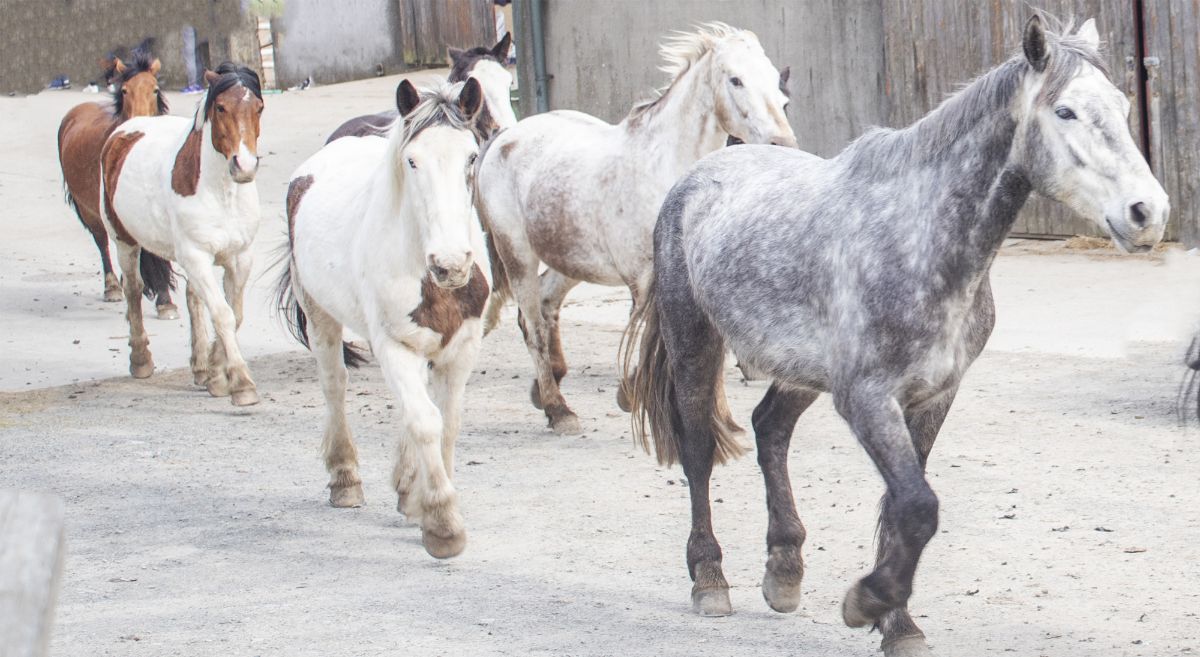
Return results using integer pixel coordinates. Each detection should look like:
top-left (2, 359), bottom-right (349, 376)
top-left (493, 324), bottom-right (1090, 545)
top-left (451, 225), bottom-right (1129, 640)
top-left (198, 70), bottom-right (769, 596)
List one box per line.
top-left (628, 22), bottom-right (758, 121)
top-left (840, 15), bottom-right (1108, 174)
top-left (390, 82), bottom-right (485, 155)
top-left (111, 50), bottom-right (168, 117)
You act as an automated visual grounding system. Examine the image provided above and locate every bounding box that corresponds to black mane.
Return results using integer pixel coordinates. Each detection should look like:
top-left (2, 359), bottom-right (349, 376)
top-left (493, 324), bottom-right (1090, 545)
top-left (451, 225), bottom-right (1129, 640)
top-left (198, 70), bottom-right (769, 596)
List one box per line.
top-left (203, 62), bottom-right (263, 121)
top-left (110, 47), bottom-right (168, 117)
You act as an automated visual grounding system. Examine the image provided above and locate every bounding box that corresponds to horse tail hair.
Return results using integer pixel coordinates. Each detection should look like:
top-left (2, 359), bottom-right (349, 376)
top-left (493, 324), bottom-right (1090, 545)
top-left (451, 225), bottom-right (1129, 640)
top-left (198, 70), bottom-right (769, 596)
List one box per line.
top-left (619, 280), bottom-right (747, 467)
top-left (481, 229), bottom-right (510, 335)
top-left (138, 250), bottom-right (176, 301)
top-left (1178, 336), bottom-right (1200, 425)
top-left (273, 248), bottom-right (366, 369)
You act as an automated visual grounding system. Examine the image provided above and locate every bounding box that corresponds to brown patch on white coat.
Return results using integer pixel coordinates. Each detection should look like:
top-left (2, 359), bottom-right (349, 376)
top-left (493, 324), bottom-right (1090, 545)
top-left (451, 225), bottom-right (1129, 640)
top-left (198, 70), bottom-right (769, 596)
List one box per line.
top-left (100, 130), bottom-right (146, 246)
top-left (410, 265), bottom-right (490, 348)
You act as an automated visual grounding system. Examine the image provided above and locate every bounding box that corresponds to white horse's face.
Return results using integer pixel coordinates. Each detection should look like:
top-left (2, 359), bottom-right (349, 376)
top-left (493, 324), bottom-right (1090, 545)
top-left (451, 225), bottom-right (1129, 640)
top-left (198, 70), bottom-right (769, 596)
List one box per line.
top-left (469, 59), bottom-right (517, 132)
top-left (402, 124), bottom-right (481, 288)
top-left (709, 39), bottom-right (796, 148)
top-left (1021, 18), bottom-right (1168, 252)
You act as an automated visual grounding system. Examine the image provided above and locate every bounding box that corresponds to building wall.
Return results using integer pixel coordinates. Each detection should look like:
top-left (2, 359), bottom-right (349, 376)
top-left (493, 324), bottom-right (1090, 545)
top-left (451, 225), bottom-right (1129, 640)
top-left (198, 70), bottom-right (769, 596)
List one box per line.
top-left (515, 0), bottom-right (887, 158)
top-left (0, 0), bottom-right (259, 94)
top-left (269, 0), bottom-right (405, 88)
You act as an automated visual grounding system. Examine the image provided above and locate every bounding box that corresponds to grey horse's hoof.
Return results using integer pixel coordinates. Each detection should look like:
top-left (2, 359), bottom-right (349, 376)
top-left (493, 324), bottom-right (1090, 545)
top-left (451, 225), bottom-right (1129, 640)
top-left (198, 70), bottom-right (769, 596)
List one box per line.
top-left (156, 303), bottom-right (179, 320)
top-left (762, 569), bottom-right (802, 613)
top-left (691, 585), bottom-right (733, 617)
top-left (842, 581), bottom-right (888, 628)
top-left (231, 388), bottom-right (260, 407)
top-left (422, 526), bottom-right (466, 559)
top-left (329, 483), bottom-right (364, 508)
top-left (882, 635), bottom-right (932, 657)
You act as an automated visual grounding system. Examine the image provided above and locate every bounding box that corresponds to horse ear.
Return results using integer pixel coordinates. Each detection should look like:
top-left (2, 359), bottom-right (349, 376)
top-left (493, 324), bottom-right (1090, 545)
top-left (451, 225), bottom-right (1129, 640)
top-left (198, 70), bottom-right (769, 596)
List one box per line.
top-left (447, 47), bottom-right (465, 66)
top-left (203, 69), bottom-right (220, 87)
top-left (1076, 18), bottom-right (1100, 49)
top-left (457, 77), bottom-right (484, 119)
top-left (396, 79), bottom-right (421, 117)
top-left (493, 32), bottom-right (512, 59)
top-left (1023, 14), bottom-right (1049, 72)
top-left (149, 58), bottom-right (162, 75)
top-left (778, 66), bottom-right (791, 94)
top-left (112, 57), bottom-right (127, 75)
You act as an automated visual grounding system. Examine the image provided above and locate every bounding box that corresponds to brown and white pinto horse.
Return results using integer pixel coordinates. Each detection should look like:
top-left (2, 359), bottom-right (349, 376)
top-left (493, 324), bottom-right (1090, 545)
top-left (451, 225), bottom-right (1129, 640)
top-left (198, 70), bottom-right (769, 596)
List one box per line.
top-left (58, 51), bottom-right (178, 317)
top-left (326, 34), bottom-right (515, 142)
top-left (99, 63), bottom-right (264, 406)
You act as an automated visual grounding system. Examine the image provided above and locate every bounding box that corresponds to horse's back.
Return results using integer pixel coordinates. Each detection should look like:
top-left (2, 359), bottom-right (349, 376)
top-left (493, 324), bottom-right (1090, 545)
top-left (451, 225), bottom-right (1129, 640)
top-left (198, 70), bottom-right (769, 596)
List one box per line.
top-left (59, 103), bottom-right (119, 219)
top-left (326, 110), bottom-right (398, 144)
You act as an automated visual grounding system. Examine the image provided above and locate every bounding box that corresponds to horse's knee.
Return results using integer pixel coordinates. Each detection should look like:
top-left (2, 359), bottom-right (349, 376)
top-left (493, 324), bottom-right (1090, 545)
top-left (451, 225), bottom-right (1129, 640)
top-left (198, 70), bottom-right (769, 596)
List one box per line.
top-left (404, 410), bottom-right (443, 447)
top-left (890, 487), bottom-right (939, 547)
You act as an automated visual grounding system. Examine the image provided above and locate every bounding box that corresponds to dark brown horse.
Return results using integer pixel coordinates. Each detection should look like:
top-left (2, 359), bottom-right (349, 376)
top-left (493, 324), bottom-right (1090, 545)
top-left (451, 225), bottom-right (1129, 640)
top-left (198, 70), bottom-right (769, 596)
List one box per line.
top-left (58, 51), bottom-right (177, 317)
top-left (325, 34), bottom-right (514, 143)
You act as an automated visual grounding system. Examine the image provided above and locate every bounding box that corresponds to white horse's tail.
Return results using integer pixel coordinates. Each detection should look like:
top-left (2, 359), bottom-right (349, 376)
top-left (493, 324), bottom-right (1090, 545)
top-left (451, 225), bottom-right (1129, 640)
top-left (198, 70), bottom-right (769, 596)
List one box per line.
top-left (273, 247), bottom-right (366, 368)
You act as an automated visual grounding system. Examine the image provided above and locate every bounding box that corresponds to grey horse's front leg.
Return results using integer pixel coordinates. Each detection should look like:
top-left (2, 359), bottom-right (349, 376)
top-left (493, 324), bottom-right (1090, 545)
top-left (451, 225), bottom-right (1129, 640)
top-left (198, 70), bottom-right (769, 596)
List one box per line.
top-left (835, 385), bottom-right (940, 631)
top-left (873, 386), bottom-right (959, 657)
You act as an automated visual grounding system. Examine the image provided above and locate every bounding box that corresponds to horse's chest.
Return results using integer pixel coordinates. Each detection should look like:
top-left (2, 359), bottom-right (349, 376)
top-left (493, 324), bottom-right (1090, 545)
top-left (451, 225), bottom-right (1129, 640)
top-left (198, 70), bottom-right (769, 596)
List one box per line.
top-left (397, 265), bottom-right (489, 355)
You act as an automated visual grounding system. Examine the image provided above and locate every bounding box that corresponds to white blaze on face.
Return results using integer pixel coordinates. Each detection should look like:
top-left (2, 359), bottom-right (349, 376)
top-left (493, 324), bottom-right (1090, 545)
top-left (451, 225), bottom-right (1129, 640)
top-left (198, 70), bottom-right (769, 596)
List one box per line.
top-left (402, 125), bottom-right (480, 280)
top-left (469, 60), bottom-right (517, 130)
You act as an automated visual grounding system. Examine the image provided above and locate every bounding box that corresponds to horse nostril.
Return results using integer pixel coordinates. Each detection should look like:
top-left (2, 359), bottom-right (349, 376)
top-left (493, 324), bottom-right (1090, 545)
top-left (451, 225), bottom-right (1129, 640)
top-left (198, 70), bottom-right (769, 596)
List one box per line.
top-left (1130, 202), bottom-right (1150, 227)
top-left (430, 265), bottom-right (449, 280)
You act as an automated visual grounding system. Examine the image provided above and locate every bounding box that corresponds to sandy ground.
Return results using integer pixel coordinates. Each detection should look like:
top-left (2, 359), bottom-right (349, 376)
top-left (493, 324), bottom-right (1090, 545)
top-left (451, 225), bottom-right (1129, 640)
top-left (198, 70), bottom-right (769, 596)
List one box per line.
top-left (2, 75), bottom-right (1200, 657)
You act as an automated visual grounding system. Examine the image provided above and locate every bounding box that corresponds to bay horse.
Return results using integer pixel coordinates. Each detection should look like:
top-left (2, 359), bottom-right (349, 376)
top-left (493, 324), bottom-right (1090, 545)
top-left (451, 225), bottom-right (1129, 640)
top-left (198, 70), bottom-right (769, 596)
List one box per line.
top-left (100, 63), bottom-right (265, 406)
top-left (276, 79), bottom-right (487, 559)
top-left (622, 15), bottom-right (1168, 656)
top-left (57, 51), bottom-right (178, 317)
top-left (326, 33), bottom-right (514, 142)
top-left (475, 23), bottom-right (795, 433)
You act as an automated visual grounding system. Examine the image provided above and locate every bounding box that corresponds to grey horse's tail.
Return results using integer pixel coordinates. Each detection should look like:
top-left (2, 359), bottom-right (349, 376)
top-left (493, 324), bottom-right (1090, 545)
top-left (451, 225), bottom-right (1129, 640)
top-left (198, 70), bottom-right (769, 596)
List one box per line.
top-left (1178, 336), bottom-right (1200, 424)
top-left (619, 280), bottom-right (746, 466)
top-left (272, 245), bottom-right (366, 369)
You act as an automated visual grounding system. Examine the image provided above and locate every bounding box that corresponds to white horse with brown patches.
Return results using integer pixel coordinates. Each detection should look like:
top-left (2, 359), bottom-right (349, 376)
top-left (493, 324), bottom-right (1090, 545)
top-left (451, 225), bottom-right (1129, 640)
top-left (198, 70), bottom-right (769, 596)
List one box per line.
top-left (476, 22), bottom-right (796, 432)
top-left (276, 79), bottom-right (487, 559)
top-left (99, 63), bottom-right (264, 406)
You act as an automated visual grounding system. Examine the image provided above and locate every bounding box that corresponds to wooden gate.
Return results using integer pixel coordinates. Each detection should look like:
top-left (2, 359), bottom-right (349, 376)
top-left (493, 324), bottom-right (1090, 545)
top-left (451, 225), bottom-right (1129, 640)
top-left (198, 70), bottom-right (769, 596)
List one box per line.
top-left (398, 0), bottom-right (496, 67)
top-left (882, 0), bottom-right (1194, 242)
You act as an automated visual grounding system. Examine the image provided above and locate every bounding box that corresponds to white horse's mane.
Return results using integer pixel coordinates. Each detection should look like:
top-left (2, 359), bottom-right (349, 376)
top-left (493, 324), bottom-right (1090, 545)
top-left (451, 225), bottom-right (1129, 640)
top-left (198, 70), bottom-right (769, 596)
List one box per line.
top-left (629, 22), bottom-right (760, 118)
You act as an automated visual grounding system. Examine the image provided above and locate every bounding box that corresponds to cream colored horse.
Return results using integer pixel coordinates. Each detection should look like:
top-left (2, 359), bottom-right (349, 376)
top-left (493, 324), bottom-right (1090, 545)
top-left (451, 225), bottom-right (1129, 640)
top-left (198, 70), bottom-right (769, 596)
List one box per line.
top-left (476, 23), bottom-right (796, 432)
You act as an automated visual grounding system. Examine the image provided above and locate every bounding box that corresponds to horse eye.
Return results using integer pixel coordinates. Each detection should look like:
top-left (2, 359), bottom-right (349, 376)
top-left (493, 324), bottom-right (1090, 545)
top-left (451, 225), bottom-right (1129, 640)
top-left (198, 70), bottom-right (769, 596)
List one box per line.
top-left (468, 153), bottom-right (478, 166)
top-left (216, 105), bottom-right (226, 113)
top-left (730, 77), bottom-right (743, 88)
top-left (1055, 106), bottom-right (1077, 120)
top-left (407, 157), bottom-right (417, 169)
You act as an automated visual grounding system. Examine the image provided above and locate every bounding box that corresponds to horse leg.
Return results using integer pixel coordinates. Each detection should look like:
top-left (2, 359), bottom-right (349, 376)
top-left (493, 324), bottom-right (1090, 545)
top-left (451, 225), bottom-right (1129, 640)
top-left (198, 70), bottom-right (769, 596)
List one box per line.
top-left (511, 264), bottom-right (579, 433)
top-left (375, 337), bottom-right (465, 558)
top-left (874, 387), bottom-right (958, 657)
top-left (186, 282), bottom-right (210, 386)
top-left (834, 385), bottom-right (939, 631)
top-left (115, 243), bottom-right (154, 378)
top-left (753, 382), bottom-right (819, 613)
top-left (178, 251), bottom-right (258, 406)
top-left (84, 213), bottom-right (122, 302)
top-left (304, 293), bottom-right (362, 508)
top-left (528, 270), bottom-right (578, 413)
top-left (155, 288), bottom-right (178, 320)
top-left (430, 331), bottom-right (482, 479)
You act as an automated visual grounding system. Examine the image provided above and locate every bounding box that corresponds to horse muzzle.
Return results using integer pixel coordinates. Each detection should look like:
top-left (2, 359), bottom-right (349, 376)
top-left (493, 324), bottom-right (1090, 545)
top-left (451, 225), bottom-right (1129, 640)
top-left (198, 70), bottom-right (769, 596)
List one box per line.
top-left (428, 252), bottom-right (474, 289)
top-left (1105, 197), bottom-right (1168, 254)
top-left (229, 154), bottom-right (259, 183)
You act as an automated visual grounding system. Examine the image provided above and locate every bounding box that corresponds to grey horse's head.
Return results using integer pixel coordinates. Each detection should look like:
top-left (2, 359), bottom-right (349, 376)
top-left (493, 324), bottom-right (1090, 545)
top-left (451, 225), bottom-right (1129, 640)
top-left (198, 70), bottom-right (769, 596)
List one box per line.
top-left (1015, 14), bottom-right (1168, 252)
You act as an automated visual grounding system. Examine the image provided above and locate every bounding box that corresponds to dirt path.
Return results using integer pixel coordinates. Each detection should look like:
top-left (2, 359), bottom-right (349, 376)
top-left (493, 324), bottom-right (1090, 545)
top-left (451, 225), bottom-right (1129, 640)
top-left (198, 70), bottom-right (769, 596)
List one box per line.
top-left (2, 76), bottom-right (1199, 656)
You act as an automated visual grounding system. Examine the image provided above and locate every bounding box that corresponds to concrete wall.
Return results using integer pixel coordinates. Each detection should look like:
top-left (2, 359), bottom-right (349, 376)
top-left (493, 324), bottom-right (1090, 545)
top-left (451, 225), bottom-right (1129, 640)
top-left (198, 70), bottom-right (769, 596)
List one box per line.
top-left (270, 0), bottom-right (406, 88)
top-left (0, 0), bottom-right (259, 95)
top-left (514, 0), bottom-right (886, 158)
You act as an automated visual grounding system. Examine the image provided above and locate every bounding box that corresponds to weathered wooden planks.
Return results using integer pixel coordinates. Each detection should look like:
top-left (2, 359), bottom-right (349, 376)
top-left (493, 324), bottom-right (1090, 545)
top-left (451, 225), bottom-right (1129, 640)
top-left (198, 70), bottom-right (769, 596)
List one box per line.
top-left (0, 491), bottom-right (66, 657)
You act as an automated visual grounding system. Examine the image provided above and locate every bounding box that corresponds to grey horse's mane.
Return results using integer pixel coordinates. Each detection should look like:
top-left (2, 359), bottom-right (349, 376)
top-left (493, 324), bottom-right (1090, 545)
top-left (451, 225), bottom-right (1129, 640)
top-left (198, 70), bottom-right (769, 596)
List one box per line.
top-left (626, 22), bottom-right (760, 122)
top-left (390, 81), bottom-right (484, 152)
top-left (840, 15), bottom-right (1107, 173)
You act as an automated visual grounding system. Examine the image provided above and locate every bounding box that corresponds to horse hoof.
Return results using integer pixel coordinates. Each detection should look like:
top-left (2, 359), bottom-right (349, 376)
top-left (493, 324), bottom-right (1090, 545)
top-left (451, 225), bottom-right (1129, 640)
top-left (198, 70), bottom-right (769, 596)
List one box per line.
top-left (549, 412), bottom-right (581, 434)
top-left (882, 635), bottom-right (932, 657)
top-left (207, 378), bottom-right (231, 397)
top-left (691, 586), bottom-right (733, 617)
top-left (192, 370), bottom-right (208, 386)
top-left (762, 570), bottom-right (803, 613)
top-left (422, 526), bottom-right (466, 559)
top-left (130, 361), bottom-right (154, 379)
top-left (842, 581), bottom-right (887, 628)
top-left (231, 388), bottom-right (260, 406)
top-left (103, 288), bottom-right (123, 302)
top-left (329, 483), bottom-right (364, 508)
top-left (529, 380), bottom-right (544, 410)
top-left (156, 304), bottom-right (179, 320)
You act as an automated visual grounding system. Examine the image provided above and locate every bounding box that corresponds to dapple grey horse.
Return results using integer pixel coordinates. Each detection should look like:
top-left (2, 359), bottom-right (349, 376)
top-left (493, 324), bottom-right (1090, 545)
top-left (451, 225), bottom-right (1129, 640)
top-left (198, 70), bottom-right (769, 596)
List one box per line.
top-left (623, 15), bottom-right (1168, 657)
